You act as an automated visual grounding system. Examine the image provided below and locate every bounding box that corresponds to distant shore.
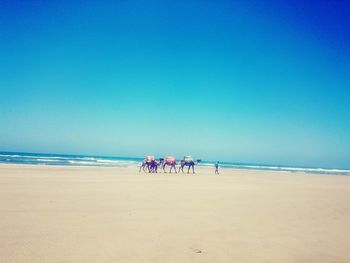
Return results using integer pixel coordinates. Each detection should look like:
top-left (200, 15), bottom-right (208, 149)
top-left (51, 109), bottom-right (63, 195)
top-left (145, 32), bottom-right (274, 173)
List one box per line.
top-left (1, 164), bottom-right (350, 262)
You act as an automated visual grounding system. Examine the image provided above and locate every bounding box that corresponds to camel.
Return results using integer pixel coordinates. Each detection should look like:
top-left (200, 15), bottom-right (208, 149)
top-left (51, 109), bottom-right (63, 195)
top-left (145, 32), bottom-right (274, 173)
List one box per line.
top-left (139, 156), bottom-right (163, 173)
top-left (139, 156), bottom-right (155, 173)
top-left (179, 156), bottom-right (201, 174)
top-left (148, 158), bottom-right (164, 173)
top-left (162, 156), bottom-right (177, 173)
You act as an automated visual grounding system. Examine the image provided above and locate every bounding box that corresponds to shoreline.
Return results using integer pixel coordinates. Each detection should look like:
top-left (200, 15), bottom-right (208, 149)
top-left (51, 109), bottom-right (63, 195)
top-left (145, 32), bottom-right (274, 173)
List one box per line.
top-left (2, 152), bottom-right (350, 176)
top-left (0, 162), bottom-right (348, 177)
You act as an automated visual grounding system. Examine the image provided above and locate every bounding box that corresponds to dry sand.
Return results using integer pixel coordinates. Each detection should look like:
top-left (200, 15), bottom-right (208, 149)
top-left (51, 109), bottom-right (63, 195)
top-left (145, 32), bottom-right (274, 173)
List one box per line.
top-left (1, 164), bottom-right (350, 263)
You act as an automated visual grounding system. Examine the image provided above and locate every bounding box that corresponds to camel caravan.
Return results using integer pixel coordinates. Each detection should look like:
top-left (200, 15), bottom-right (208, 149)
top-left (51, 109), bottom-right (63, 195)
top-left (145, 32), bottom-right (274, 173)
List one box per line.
top-left (139, 155), bottom-right (201, 174)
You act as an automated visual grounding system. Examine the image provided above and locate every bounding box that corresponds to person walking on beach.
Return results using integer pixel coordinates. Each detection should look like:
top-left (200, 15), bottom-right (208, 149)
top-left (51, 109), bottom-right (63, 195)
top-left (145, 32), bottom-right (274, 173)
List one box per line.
top-left (215, 161), bottom-right (219, 175)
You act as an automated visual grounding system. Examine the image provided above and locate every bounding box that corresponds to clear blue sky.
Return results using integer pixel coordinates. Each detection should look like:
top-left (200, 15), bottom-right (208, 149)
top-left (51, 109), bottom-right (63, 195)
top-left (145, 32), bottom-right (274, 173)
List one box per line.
top-left (0, 0), bottom-right (349, 168)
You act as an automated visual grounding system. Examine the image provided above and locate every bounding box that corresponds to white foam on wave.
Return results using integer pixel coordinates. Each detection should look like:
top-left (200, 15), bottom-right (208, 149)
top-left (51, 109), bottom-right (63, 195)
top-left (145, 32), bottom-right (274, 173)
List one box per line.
top-left (68, 160), bottom-right (99, 165)
top-left (35, 158), bottom-right (58, 162)
top-left (80, 157), bottom-right (97, 161)
top-left (0, 154), bottom-right (102, 162)
top-left (0, 154), bottom-right (22, 158)
top-left (223, 164), bottom-right (350, 174)
top-left (96, 159), bottom-right (139, 165)
top-left (67, 159), bottom-right (139, 167)
top-left (96, 159), bottom-right (121, 163)
top-left (0, 154), bottom-right (73, 160)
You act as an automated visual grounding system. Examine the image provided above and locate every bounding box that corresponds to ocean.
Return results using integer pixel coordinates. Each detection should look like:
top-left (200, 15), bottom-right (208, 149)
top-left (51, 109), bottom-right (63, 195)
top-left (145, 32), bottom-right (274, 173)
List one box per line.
top-left (0, 151), bottom-right (349, 176)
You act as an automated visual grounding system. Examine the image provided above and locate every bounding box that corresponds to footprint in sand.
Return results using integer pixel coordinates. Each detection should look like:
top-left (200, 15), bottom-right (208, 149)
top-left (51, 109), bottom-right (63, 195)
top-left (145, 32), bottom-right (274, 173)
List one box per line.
top-left (190, 248), bottom-right (203, 254)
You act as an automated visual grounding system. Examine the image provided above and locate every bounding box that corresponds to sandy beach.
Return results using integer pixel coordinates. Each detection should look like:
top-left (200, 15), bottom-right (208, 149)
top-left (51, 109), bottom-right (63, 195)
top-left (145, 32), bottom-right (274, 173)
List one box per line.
top-left (0, 164), bottom-right (349, 263)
